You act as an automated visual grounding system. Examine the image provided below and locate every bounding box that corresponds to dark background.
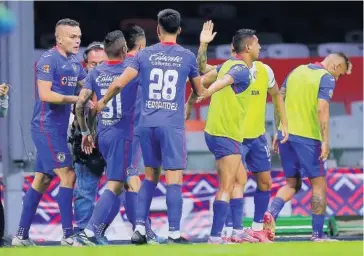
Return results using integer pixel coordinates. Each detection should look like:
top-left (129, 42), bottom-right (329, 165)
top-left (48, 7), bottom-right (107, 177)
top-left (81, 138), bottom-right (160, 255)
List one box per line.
top-left (34, 1), bottom-right (363, 49)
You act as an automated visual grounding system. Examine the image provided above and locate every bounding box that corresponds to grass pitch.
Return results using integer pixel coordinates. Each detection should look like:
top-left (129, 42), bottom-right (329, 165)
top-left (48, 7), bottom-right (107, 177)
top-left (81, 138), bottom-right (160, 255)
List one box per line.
top-left (0, 241), bottom-right (363, 256)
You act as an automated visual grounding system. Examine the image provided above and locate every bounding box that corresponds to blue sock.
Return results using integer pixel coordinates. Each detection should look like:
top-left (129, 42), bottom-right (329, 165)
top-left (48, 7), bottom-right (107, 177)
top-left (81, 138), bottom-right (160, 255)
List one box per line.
top-left (210, 200), bottom-right (229, 237)
top-left (268, 197), bottom-right (285, 220)
top-left (125, 191), bottom-right (137, 229)
top-left (166, 184), bottom-right (183, 231)
top-left (254, 189), bottom-right (271, 223)
top-left (135, 180), bottom-right (156, 226)
top-left (87, 189), bottom-right (118, 236)
top-left (57, 187), bottom-right (74, 238)
top-left (225, 207), bottom-right (233, 228)
top-left (230, 198), bottom-right (244, 230)
top-left (145, 217), bottom-right (155, 238)
top-left (105, 194), bottom-right (121, 224)
top-left (17, 187), bottom-right (42, 239)
top-left (312, 214), bottom-right (325, 237)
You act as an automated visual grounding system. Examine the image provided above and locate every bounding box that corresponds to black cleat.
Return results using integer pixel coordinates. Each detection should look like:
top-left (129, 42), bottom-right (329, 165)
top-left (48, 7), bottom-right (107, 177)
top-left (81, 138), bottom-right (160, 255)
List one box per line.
top-left (131, 231), bottom-right (147, 245)
top-left (168, 236), bottom-right (191, 244)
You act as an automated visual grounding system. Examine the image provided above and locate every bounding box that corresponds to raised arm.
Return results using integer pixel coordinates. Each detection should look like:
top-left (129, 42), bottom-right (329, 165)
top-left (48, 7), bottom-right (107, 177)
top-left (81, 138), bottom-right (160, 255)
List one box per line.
top-left (197, 20), bottom-right (217, 74)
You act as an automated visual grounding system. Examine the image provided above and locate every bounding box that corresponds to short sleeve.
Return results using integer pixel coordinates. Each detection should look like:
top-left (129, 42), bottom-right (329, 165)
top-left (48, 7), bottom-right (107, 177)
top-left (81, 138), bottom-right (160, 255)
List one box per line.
top-left (318, 74), bottom-right (336, 102)
top-left (227, 64), bottom-right (250, 93)
top-left (263, 64), bottom-right (276, 88)
top-left (126, 52), bottom-right (141, 72)
top-left (78, 63), bottom-right (87, 81)
top-left (36, 55), bottom-right (56, 82)
top-left (188, 54), bottom-right (200, 79)
top-left (84, 71), bottom-right (95, 91)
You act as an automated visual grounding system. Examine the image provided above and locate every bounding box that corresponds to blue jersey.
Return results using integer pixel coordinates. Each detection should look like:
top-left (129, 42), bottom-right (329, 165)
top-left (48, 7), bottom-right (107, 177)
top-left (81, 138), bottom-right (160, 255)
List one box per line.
top-left (85, 60), bottom-right (138, 140)
top-left (127, 42), bottom-right (200, 129)
top-left (31, 47), bottom-right (86, 135)
top-left (125, 54), bottom-right (142, 135)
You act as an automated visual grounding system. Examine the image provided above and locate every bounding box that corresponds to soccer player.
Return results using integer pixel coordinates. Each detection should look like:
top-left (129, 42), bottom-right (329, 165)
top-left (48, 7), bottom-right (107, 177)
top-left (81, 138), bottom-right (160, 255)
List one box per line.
top-left (122, 25), bottom-right (166, 244)
top-left (71, 42), bottom-right (107, 233)
top-left (264, 53), bottom-right (352, 242)
top-left (193, 29), bottom-right (260, 244)
top-left (12, 19), bottom-right (86, 247)
top-left (0, 83), bottom-right (8, 117)
top-left (96, 9), bottom-right (205, 244)
top-left (75, 30), bottom-right (138, 245)
top-left (191, 23), bottom-right (288, 243)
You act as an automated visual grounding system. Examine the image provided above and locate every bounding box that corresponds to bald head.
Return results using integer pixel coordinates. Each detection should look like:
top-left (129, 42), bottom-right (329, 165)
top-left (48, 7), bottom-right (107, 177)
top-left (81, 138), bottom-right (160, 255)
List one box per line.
top-left (322, 52), bottom-right (352, 80)
top-left (55, 18), bottom-right (81, 55)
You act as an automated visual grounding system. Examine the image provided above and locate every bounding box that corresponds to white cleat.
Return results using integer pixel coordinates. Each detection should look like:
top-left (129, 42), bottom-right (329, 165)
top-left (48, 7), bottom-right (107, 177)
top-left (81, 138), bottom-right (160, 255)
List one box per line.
top-left (11, 236), bottom-right (36, 247)
top-left (60, 235), bottom-right (84, 247)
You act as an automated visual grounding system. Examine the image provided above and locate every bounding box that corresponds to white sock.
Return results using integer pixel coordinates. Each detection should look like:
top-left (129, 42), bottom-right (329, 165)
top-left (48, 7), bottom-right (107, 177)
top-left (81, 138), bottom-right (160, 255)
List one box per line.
top-left (169, 230), bottom-right (180, 239)
top-left (209, 236), bottom-right (221, 241)
top-left (224, 227), bottom-right (233, 237)
top-left (252, 222), bottom-right (263, 231)
top-left (84, 228), bottom-right (95, 237)
top-left (135, 225), bottom-right (146, 236)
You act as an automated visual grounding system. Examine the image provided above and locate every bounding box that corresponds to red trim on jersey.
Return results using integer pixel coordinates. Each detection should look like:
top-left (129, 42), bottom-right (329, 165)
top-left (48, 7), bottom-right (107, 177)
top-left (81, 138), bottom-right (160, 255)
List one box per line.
top-left (314, 62), bottom-right (325, 68)
top-left (106, 60), bottom-right (122, 65)
top-left (40, 102), bottom-right (45, 132)
top-left (127, 53), bottom-right (136, 57)
top-left (160, 41), bottom-right (176, 45)
top-left (44, 131), bottom-right (60, 169)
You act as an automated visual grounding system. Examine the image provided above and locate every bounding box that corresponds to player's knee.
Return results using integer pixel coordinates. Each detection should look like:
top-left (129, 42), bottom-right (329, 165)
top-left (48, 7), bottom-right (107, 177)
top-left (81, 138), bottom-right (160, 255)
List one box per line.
top-left (165, 170), bottom-right (183, 185)
top-left (144, 167), bottom-right (160, 183)
top-left (58, 169), bottom-right (76, 187)
top-left (126, 176), bottom-right (141, 192)
top-left (257, 173), bottom-right (272, 191)
top-left (33, 173), bottom-right (52, 193)
top-left (107, 181), bottom-right (123, 196)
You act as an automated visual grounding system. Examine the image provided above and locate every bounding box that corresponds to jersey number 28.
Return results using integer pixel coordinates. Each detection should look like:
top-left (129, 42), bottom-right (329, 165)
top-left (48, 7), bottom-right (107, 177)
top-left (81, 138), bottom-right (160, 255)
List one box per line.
top-left (149, 68), bottom-right (178, 101)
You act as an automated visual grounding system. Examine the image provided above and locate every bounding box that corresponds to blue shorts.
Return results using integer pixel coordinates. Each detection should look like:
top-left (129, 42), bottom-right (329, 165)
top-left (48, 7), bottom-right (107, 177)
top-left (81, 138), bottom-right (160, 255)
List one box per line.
top-left (139, 127), bottom-right (186, 170)
top-left (242, 135), bottom-right (271, 172)
top-left (278, 140), bottom-right (327, 178)
top-left (32, 130), bottom-right (72, 175)
top-left (205, 132), bottom-right (243, 160)
top-left (97, 131), bottom-right (132, 182)
top-left (128, 135), bottom-right (142, 175)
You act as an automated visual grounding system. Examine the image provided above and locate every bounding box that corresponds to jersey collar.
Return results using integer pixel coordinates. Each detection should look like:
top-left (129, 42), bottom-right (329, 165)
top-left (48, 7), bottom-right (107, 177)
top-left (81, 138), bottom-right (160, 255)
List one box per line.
top-left (160, 41), bottom-right (177, 45)
top-left (105, 60), bottom-right (122, 65)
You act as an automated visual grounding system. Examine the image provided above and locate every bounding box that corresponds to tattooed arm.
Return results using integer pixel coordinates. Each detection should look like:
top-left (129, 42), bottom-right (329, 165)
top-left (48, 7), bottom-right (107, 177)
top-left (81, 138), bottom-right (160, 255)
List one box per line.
top-left (198, 20), bottom-right (217, 74)
top-left (273, 86), bottom-right (287, 132)
top-left (75, 88), bottom-right (93, 135)
top-left (318, 99), bottom-right (330, 160)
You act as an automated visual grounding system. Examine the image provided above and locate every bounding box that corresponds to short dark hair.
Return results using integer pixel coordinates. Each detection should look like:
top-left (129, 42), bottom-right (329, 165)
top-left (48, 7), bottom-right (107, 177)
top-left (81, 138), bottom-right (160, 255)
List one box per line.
top-left (123, 25), bottom-right (145, 51)
top-left (55, 18), bottom-right (79, 29)
top-left (103, 30), bottom-right (126, 58)
top-left (335, 52), bottom-right (350, 70)
top-left (232, 29), bottom-right (256, 53)
top-left (157, 9), bottom-right (181, 34)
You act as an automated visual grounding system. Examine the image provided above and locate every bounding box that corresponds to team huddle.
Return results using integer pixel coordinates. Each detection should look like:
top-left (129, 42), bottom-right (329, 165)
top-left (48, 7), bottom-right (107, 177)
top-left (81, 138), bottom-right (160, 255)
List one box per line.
top-left (11, 8), bottom-right (352, 247)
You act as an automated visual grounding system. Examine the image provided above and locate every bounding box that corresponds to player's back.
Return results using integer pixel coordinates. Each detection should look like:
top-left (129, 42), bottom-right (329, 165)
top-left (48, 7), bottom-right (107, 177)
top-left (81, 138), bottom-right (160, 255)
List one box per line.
top-left (135, 42), bottom-right (199, 129)
top-left (283, 63), bottom-right (333, 140)
top-left (126, 54), bottom-right (142, 132)
top-left (31, 47), bottom-right (83, 136)
top-left (89, 60), bottom-right (138, 140)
